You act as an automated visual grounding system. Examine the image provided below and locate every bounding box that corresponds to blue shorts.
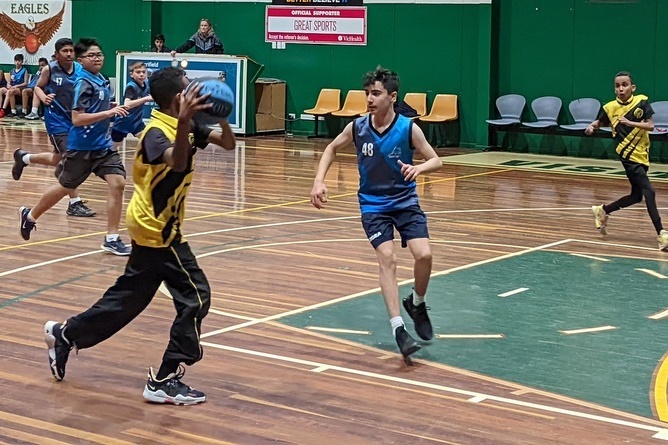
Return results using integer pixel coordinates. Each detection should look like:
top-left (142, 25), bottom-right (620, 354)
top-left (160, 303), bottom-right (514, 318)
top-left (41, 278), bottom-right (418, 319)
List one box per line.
top-left (361, 205), bottom-right (429, 249)
top-left (111, 121), bottom-right (146, 142)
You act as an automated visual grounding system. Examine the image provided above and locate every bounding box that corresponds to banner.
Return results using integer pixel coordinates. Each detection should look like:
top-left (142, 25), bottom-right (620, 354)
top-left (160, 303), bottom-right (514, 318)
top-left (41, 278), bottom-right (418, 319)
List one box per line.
top-left (124, 57), bottom-right (242, 128)
top-left (0, 0), bottom-right (72, 65)
top-left (272, 0), bottom-right (364, 5)
top-left (266, 6), bottom-right (367, 45)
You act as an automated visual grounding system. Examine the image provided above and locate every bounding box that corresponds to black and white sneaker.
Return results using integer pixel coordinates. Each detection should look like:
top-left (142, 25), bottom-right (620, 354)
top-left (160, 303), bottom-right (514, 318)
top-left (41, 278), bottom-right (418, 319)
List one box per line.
top-left (402, 294), bottom-right (434, 341)
top-left (44, 321), bottom-right (72, 381)
top-left (66, 201), bottom-right (96, 217)
top-left (143, 366), bottom-right (206, 405)
top-left (18, 206), bottom-right (36, 240)
top-left (102, 237), bottom-right (131, 256)
top-left (12, 148), bottom-right (28, 180)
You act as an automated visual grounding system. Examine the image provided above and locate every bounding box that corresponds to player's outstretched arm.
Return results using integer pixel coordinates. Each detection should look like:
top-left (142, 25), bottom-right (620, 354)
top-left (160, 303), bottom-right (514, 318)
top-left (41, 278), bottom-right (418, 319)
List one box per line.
top-left (310, 122), bottom-right (354, 209)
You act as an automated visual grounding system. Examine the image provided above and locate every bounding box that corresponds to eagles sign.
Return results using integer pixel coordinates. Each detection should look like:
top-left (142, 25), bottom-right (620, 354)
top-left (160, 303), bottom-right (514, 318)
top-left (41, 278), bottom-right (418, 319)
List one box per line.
top-left (0, 2), bottom-right (65, 54)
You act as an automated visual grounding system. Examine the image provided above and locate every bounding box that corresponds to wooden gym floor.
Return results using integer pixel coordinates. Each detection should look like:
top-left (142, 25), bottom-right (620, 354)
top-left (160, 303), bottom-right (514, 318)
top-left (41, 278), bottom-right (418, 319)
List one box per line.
top-left (2, 121), bottom-right (668, 444)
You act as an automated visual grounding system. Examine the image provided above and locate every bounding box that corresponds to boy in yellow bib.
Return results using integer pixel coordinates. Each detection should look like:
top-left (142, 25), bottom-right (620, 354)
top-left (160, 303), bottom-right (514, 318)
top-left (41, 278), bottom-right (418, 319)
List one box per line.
top-left (43, 67), bottom-right (236, 405)
top-left (586, 71), bottom-right (668, 251)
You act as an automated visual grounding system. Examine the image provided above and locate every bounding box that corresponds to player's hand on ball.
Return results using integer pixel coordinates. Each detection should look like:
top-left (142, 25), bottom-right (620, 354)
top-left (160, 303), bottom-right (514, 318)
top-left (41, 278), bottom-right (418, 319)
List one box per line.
top-left (398, 160), bottom-right (420, 181)
top-left (178, 82), bottom-right (212, 122)
top-left (310, 182), bottom-right (328, 209)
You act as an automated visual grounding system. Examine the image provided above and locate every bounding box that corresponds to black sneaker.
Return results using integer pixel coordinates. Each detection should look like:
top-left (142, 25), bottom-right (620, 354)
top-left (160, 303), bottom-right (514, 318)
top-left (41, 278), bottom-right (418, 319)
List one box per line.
top-left (66, 201), bottom-right (96, 217)
top-left (12, 148), bottom-right (28, 180)
top-left (402, 294), bottom-right (434, 341)
top-left (18, 206), bottom-right (36, 240)
top-left (102, 237), bottom-right (132, 256)
top-left (143, 366), bottom-right (206, 405)
top-left (44, 321), bottom-right (72, 381)
top-left (395, 325), bottom-right (421, 363)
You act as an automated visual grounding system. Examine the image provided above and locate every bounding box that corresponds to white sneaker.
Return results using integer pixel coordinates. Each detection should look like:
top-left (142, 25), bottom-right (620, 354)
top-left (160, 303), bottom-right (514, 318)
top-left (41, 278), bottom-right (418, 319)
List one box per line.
top-left (592, 205), bottom-right (609, 235)
top-left (659, 230), bottom-right (668, 252)
top-left (24, 112), bottom-right (40, 120)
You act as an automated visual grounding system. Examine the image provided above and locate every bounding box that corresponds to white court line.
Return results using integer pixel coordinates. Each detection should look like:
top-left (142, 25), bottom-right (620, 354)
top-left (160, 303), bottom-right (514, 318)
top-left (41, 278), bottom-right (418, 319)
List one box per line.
top-left (570, 253), bottom-right (611, 262)
top-left (306, 327), bottom-right (371, 335)
top-left (436, 334), bottom-right (505, 339)
top-left (201, 239), bottom-right (572, 338)
top-left (498, 287), bottom-right (529, 298)
top-left (648, 309), bottom-right (668, 320)
top-left (468, 395), bottom-right (487, 403)
top-left (560, 326), bottom-right (618, 335)
top-left (0, 249), bottom-right (103, 278)
top-left (636, 268), bottom-right (668, 279)
top-left (569, 239), bottom-right (658, 251)
top-left (4, 205), bottom-right (666, 279)
top-left (200, 341), bottom-right (668, 441)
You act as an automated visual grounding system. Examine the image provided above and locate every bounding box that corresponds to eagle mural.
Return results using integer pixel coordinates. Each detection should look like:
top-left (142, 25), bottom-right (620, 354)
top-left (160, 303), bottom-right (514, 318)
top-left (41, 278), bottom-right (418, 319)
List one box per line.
top-left (0, 3), bottom-right (65, 54)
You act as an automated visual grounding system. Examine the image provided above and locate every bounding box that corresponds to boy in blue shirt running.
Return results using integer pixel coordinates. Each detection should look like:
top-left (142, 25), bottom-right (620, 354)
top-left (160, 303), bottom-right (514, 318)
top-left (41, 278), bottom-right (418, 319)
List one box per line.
top-left (19, 38), bottom-right (132, 255)
top-left (310, 67), bottom-right (443, 363)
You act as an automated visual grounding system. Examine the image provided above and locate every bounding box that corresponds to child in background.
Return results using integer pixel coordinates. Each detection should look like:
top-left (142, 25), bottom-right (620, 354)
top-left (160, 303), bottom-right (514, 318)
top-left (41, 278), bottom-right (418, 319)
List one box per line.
top-left (111, 61), bottom-right (152, 149)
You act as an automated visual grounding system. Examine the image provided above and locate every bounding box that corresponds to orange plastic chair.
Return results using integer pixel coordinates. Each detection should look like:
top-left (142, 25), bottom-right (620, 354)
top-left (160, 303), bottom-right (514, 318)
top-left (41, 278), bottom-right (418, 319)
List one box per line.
top-left (403, 93), bottom-right (427, 118)
top-left (331, 90), bottom-right (367, 118)
top-left (304, 88), bottom-right (341, 137)
top-left (418, 94), bottom-right (458, 146)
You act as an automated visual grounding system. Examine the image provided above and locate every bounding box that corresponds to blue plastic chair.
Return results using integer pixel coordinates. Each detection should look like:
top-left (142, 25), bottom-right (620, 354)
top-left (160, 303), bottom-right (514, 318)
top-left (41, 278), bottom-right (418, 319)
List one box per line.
top-left (650, 101), bottom-right (668, 135)
top-left (486, 94), bottom-right (526, 125)
top-left (560, 98), bottom-right (601, 131)
top-left (522, 96), bottom-right (562, 128)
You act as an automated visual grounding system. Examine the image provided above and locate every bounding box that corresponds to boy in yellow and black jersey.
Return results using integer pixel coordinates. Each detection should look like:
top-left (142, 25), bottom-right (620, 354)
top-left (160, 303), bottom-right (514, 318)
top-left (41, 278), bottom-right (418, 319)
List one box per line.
top-left (42, 67), bottom-right (236, 405)
top-left (586, 71), bottom-right (668, 251)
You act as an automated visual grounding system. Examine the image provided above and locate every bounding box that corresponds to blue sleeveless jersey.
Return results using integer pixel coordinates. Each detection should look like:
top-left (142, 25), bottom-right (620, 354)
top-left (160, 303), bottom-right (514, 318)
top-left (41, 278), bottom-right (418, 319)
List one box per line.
top-left (112, 79), bottom-right (149, 134)
top-left (353, 113), bottom-right (418, 213)
top-left (9, 66), bottom-right (27, 86)
top-left (68, 69), bottom-right (112, 151)
top-left (44, 61), bottom-right (81, 135)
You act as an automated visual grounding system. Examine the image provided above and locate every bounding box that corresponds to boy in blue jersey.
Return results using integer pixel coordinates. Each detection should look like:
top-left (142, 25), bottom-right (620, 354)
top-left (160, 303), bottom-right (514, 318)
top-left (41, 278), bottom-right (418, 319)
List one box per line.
top-left (21, 57), bottom-right (48, 119)
top-left (0, 54), bottom-right (29, 118)
top-left (111, 61), bottom-right (153, 149)
top-left (12, 38), bottom-right (95, 218)
top-left (18, 38), bottom-right (132, 255)
top-left (310, 67), bottom-right (443, 363)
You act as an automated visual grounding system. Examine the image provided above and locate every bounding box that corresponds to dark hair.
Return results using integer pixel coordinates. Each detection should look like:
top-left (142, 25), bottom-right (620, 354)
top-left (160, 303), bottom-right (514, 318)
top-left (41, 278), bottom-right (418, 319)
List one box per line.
top-left (149, 67), bottom-right (185, 109)
top-left (75, 37), bottom-right (101, 58)
top-left (615, 71), bottom-right (634, 83)
top-left (38, 57), bottom-right (48, 64)
top-left (54, 37), bottom-right (73, 52)
top-left (363, 66), bottom-right (399, 94)
top-left (14, 54), bottom-right (23, 62)
top-left (155, 34), bottom-right (165, 42)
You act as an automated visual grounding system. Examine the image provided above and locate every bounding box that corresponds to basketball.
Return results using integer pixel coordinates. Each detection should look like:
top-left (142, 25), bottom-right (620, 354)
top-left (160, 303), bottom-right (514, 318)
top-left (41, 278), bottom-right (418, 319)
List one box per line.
top-left (185, 77), bottom-right (234, 124)
top-left (25, 33), bottom-right (39, 54)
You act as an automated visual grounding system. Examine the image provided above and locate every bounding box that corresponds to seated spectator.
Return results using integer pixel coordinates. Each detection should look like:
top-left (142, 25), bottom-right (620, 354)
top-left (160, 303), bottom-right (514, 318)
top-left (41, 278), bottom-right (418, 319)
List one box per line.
top-left (0, 70), bottom-right (7, 110)
top-left (0, 54), bottom-right (29, 118)
top-left (22, 57), bottom-right (48, 119)
top-left (151, 34), bottom-right (170, 53)
top-left (170, 18), bottom-right (223, 56)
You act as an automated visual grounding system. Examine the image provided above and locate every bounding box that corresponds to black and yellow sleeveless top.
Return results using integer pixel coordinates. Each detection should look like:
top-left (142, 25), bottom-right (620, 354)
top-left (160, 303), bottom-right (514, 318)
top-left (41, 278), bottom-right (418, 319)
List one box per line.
top-left (601, 94), bottom-right (654, 166)
top-left (126, 109), bottom-right (194, 247)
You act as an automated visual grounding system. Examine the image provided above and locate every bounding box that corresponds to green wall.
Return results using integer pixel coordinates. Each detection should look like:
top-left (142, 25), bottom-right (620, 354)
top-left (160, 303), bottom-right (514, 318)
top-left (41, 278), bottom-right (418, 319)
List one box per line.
top-left (157, 2), bottom-right (492, 144)
top-left (494, 0), bottom-right (668, 159)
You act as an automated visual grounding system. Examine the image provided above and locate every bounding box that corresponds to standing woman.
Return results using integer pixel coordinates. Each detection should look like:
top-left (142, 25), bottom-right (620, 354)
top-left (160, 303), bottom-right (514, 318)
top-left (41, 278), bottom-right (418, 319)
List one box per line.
top-left (170, 18), bottom-right (223, 56)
